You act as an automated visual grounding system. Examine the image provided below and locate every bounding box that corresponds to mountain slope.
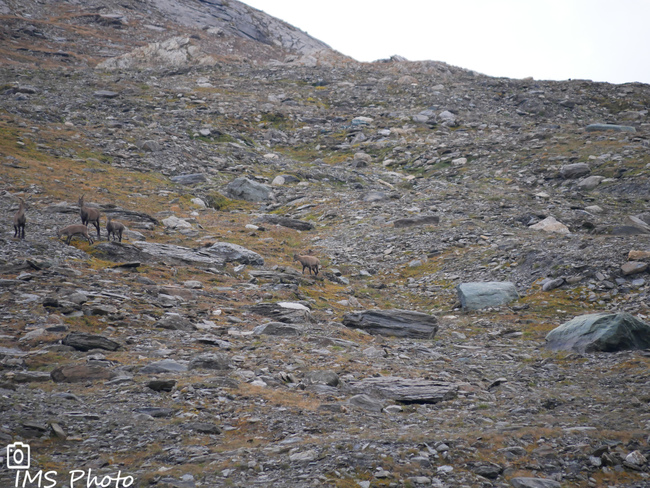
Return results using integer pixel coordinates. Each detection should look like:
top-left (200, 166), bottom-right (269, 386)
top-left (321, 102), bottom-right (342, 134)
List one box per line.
top-left (0, 0), bottom-right (343, 67)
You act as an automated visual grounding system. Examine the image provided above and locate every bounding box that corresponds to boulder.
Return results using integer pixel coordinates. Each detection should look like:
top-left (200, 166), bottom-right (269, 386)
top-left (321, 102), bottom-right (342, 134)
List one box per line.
top-left (155, 313), bottom-right (195, 331)
top-left (559, 163), bottom-right (590, 179)
top-left (205, 242), bottom-right (264, 266)
top-left (625, 215), bottom-right (650, 234)
top-left (304, 371), bottom-right (339, 387)
top-left (250, 302), bottom-right (312, 324)
top-left (51, 364), bottom-right (119, 383)
top-left (456, 282), bottom-right (519, 311)
top-left (170, 173), bottom-right (207, 185)
top-left (223, 177), bottom-right (272, 202)
top-left (529, 216), bottom-right (570, 235)
top-left (342, 309), bottom-right (438, 339)
top-left (585, 123), bottom-right (636, 133)
top-left (189, 353), bottom-right (231, 371)
top-left (545, 312), bottom-right (650, 353)
top-left (509, 478), bottom-right (561, 488)
top-left (140, 359), bottom-right (188, 374)
top-left (621, 261), bottom-right (648, 276)
top-left (62, 332), bottom-right (121, 352)
top-left (349, 376), bottom-right (457, 404)
top-left (393, 215), bottom-right (440, 228)
top-left (256, 214), bottom-right (314, 231)
top-left (253, 322), bottom-right (303, 336)
top-left (576, 175), bottom-right (605, 190)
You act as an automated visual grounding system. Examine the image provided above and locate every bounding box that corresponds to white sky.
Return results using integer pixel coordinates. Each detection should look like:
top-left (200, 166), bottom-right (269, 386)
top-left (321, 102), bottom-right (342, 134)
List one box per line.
top-left (241, 0), bottom-right (650, 85)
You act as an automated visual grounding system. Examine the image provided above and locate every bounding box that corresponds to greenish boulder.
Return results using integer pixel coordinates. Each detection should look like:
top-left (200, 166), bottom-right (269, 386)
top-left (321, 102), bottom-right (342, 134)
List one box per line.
top-left (456, 282), bottom-right (519, 311)
top-left (545, 312), bottom-right (650, 353)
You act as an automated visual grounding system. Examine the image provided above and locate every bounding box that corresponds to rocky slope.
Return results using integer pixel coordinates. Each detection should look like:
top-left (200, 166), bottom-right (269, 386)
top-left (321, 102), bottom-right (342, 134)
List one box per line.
top-left (1, 1), bottom-right (650, 488)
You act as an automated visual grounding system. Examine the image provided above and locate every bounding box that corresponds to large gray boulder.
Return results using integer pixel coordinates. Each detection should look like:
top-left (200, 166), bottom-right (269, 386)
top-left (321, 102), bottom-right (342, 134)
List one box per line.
top-left (342, 309), bottom-right (438, 339)
top-left (223, 177), bottom-right (272, 202)
top-left (559, 163), bottom-right (590, 179)
top-left (62, 332), bottom-right (121, 352)
top-left (456, 282), bottom-right (519, 311)
top-left (205, 242), bottom-right (264, 266)
top-left (545, 312), bottom-right (650, 353)
top-left (509, 478), bottom-right (561, 488)
top-left (348, 377), bottom-right (457, 404)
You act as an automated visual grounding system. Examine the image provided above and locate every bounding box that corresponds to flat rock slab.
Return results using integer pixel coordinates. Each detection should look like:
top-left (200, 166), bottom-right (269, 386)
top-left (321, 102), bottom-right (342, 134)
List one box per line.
top-left (253, 322), bottom-right (303, 336)
top-left (170, 173), bottom-right (207, 185)
top-left (257, 214), bottom-right (314, 231)
top-left (393, 215), bottom-right (440, 228)
top-left (586, 123), bottom-right (636, 133)
top-left (545, 312), bottom-right (650, 353)
top-left (250, 302), bottom-right (313, 324)
top-left (94, 241), bottom-right (220, 266)
top-left (342, 309), bottom-right (438, 339)
top-left (51, 364), bottom-right (118, 383)
top-left (456, 282), bottom-right (519, 311)
top-left (140, 359), bottom-right (188, 374)
top-left (509, 478), bottom-right (562, 488)
top-left (205, 242), bottom-right (264, 266)
top-left (349, 376), bottom-right (457, 404)
top-left (62, 332), bottom-right (121, 351)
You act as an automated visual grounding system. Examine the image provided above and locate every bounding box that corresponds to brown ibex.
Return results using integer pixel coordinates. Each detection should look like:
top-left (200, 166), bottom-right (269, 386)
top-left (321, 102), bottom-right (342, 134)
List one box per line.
top-left (293, 253), bottom-right (320, 276)
top-left (13, 196), bottom-right (26, 239)
top-left (57, 224), bottom-right (94, 245)
top-left (78, 194), bottom-right (101, 239)
top-left (106, 216), bottom-right (125, 242)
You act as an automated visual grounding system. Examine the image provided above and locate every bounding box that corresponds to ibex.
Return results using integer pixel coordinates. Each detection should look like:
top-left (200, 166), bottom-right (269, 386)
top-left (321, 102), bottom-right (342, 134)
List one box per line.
top-left (78, 194), bottom-right (101, 239)
top-left (13, 196), bottom-right (26, 239)
top-left (293, 253), bottom-right (320, 276)
top-left (57, 224), bottom-right (94, 245)
top-left (106, 216), bottom-right (125, 242)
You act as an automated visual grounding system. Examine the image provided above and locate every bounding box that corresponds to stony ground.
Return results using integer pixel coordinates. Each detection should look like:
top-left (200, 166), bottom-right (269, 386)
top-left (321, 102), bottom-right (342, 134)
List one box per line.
top-left (1, 2), bottom-right (650, 488)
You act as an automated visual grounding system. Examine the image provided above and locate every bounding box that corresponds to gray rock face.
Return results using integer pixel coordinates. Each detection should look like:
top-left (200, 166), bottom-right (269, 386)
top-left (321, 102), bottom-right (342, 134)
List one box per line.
top-left (223, 177), bottom-right (272, 202)
top-left (456, 282), bottom-right (519, 310)
top-left (342, 309), bottom-right (438, 339)
top-left (149, 0), bottom-right (332, 55)
top-left (545, 312), bottom-right (650, 353)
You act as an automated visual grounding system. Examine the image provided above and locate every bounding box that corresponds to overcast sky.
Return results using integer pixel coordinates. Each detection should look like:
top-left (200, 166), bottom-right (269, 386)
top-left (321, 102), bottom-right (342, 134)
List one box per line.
top-left (241, 0), bottom-right (650, 85)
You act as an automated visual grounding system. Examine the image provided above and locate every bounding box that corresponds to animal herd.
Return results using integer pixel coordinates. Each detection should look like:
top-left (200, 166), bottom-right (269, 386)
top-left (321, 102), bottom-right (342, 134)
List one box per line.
top-left (11, 194), bottom-right (322, 275)
top-left (11, 194), bottom-right (126, 245)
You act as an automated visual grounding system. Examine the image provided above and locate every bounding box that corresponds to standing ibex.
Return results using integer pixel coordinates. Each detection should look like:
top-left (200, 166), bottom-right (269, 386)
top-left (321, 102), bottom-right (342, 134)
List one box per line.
top-left (106, 216), bottom-right (125, 242)
top-left (57, 224), bottom-right (94, 245)
top-left (293, 253), bottom-right (320, 276)
top-left (78, 195), bottom-right (101, 239)
top-left (13, 196), bottom-right (26, 239)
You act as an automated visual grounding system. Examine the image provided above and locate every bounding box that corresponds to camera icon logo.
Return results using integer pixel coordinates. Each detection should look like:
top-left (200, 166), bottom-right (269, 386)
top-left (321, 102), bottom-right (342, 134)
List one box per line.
top-left (6, 442), bottom-right (30, 469)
